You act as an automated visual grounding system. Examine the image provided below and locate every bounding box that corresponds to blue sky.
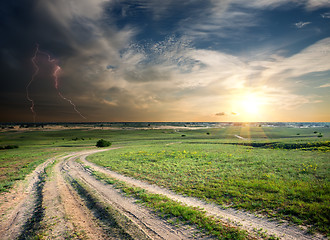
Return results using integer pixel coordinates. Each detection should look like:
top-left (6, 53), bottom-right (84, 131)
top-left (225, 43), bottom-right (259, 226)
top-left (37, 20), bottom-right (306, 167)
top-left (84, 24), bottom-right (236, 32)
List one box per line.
top-left (1, 0), bottom-right (330, 122)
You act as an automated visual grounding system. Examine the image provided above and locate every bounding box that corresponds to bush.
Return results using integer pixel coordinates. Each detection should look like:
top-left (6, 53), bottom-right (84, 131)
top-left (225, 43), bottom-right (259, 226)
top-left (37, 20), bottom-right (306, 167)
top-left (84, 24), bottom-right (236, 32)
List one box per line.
top-left (0, 145), bottom-right (19, 150)
top-left (96, 139), bottom-right (111, 148)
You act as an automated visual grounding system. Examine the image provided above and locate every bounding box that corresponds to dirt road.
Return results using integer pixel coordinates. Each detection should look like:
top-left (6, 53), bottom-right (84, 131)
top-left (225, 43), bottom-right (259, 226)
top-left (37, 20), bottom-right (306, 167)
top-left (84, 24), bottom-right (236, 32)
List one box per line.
top-left (0, 149), bottom-right (207, 240)
top-left (234, 135), bottom-right (248, 140)
top-left (0, 148), bottom-right (327, 239)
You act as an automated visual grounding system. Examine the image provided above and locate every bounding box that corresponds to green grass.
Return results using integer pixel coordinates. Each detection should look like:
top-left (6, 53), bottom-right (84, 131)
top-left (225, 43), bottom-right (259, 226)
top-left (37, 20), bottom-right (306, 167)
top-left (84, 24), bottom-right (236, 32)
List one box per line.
top-left (0, 129), bottom-right (104, 193)
top-left (87, 127), bottom-right (330, 235)
top-left (0, 148), bottom-right (62, 192)
top-left (88, 169), bottom-right (254, 240)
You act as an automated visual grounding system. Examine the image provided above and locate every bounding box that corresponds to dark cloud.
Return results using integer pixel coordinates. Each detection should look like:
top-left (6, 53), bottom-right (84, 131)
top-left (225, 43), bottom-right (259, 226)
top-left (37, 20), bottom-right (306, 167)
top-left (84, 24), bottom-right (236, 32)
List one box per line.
top-left (0, 0), bottom-right (127, 122)
top-left (215, 112), bottom-right (226, 116)
top-left (0, 1), bottom-right (83, 116)
top-left (1, 0), bottom-right (329, 122)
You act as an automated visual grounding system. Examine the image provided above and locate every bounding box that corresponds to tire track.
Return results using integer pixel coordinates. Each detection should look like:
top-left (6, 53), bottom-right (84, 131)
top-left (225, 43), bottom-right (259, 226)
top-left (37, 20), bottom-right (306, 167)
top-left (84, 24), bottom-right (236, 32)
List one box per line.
top-left (0, 156), bottom-right (56, 240)
top-left (43, 153), bottom-right (107, 239)
top-left (0, 151), bottom-right (108, 240)
top-left (62, 153), bottom-right (200, 240)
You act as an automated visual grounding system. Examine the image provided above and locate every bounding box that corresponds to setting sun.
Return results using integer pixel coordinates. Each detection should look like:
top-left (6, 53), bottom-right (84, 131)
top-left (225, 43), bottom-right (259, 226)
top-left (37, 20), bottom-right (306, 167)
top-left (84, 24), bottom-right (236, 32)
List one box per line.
top-left (242, 94), bottom-right (260, 114)
top-left (229, 92), bottom-right (266, 121)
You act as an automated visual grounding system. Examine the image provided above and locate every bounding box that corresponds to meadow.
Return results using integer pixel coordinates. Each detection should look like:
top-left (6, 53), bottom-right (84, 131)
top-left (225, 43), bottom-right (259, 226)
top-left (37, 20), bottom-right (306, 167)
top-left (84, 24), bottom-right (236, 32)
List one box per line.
top-left (1, 124), bottom-right (329, 236)
top-left (88, 126), bottom-right (330, 235)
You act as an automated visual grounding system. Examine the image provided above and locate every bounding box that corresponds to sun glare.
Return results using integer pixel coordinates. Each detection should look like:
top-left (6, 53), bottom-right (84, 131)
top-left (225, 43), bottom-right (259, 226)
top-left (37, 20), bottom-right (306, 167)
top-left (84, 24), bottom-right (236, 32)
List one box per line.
top-left (230, 92), bottom-right (265, 121)
top-left (243, 94), bottom-right (260, 114)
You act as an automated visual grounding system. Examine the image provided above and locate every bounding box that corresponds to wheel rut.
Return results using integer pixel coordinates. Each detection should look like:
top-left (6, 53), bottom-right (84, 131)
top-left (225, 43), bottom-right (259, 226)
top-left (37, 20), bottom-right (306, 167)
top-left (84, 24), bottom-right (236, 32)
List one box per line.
top-left (62, 153), bottom-right (199, 240)
top-left (0, 156), bottom-right (56, 240)
top-left (1, 149), bottom-right (207, 239)
top-left (44, 153), bottom-right (107, 239)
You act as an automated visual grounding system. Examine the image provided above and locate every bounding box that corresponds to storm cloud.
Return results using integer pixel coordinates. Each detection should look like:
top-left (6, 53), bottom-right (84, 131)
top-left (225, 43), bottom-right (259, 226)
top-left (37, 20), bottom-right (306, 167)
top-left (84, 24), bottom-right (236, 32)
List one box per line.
top-left (1, 0), bottom-right (330, 122)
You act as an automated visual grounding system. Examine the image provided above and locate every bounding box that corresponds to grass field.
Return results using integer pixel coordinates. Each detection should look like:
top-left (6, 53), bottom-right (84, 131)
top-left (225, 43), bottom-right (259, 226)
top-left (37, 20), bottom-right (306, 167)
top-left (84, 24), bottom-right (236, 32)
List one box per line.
top-left (1, 124), bottom-right (329, 236)
top-left (86, 126), bottom-right (330, 235)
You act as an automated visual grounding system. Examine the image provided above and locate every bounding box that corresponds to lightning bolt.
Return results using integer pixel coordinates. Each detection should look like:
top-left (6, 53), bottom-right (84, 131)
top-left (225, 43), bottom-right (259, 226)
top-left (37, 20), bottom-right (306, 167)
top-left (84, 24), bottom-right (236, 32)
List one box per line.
top-left (52, 65), bottom-right (86, 119)
top-left (26, 44), bottom-right (86, 121)
top-left (26, 44), bottom-right (39, 122)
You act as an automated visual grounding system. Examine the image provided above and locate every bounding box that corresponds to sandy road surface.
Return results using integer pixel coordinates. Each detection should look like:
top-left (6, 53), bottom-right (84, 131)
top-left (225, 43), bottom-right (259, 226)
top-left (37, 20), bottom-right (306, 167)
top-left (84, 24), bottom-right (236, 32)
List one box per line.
top-left (0, 155), bottom-right (61, 239)
top-left (0, 149), bottom-right (208, 240)
top-left (234, 135), bottom-right (248, 140)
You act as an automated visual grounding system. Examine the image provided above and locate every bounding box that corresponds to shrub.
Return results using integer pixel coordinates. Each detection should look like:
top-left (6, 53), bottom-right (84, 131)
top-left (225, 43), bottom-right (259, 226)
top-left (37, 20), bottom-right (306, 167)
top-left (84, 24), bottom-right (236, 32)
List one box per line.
top-left (96, 139), bottom-right (111, 148)
top-left (0, 145), bottom-right (19, 150)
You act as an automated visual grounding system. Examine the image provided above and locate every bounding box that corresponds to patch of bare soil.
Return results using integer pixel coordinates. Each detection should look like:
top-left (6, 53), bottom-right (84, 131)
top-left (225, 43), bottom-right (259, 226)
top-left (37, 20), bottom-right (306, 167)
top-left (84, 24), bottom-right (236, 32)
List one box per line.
top-left (81, 154), bottom-right (327, 240)
top-left (234, 135), bottom-right (248, 140)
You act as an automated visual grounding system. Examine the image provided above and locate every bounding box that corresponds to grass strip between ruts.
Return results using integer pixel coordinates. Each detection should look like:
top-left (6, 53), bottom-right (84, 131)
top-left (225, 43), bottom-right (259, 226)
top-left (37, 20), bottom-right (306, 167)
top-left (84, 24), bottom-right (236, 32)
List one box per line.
top-left (85, 167), bottom-right (280, 240)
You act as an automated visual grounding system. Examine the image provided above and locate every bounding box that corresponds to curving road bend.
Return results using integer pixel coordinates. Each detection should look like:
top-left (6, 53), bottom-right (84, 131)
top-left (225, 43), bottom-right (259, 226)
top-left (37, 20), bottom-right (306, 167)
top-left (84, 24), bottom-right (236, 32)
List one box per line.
top-left (0, 148), bottom-right (327, 240)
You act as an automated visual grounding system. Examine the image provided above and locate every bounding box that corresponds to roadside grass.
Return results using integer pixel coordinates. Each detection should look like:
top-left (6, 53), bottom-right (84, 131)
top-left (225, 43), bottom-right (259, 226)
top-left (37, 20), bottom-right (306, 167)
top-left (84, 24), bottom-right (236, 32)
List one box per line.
top-left (88, 140), bottom-right (330, 235)
top-left (0, 129), bottom-right (104, 193)
top-left (87, 169), bottom-right (258, 240)
top-left (0, 127), bottom-right (214, 193)
top-left (0, 148), bottom-right (65, 192)
top-left (225, 141), bottom-right (330, 152)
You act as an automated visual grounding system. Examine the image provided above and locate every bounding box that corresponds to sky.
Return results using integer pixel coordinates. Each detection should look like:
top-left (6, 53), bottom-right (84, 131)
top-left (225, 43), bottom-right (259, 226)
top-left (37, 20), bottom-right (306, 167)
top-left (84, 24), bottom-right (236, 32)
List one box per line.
top-left (1, 0), bottom-right (330, 123)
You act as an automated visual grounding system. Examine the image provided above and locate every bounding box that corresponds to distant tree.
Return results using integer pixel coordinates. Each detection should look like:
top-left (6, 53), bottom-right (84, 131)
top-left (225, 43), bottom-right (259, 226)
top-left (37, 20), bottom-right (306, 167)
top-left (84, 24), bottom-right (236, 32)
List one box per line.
top-left (96, 139), bottom-right (111, 147)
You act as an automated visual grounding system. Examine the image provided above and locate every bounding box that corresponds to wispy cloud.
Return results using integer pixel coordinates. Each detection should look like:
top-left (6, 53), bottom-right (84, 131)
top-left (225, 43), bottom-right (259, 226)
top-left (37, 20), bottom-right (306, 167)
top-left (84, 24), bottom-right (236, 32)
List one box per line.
top-left (243, 0), bottom-right (330, 10)
top-left (318, 83), bottom-right (330, 88)
top-left (321, 12), bottom-right (330, 18)
top-left (180, 5), bottom-right (258, 40)
top-left (305, 0), bottom-right (330, 10)
top-left (294, 21), bottom-right (311, 28)
top-left (258, 38), bottom-right (330, 79)
top-left (97, 34), bottom-right (329, 118)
